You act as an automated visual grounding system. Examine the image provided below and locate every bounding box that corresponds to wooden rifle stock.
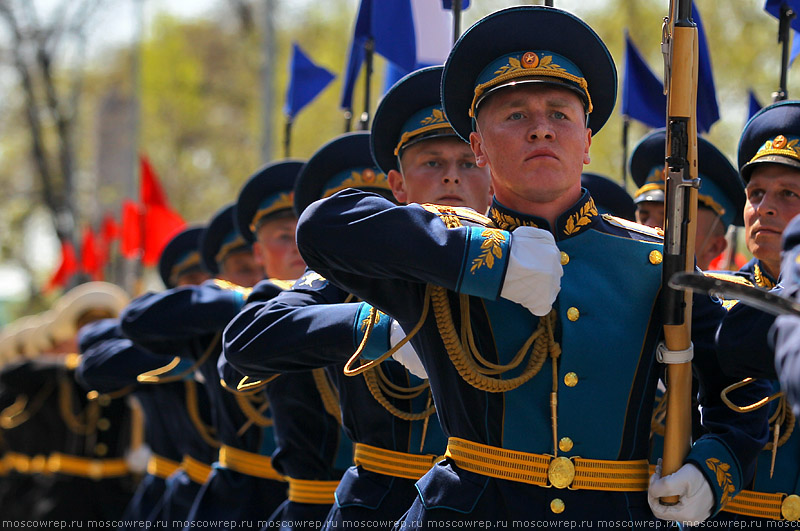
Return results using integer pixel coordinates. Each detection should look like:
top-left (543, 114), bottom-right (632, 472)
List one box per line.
top-left (660, 0), bottom-right (699, 505)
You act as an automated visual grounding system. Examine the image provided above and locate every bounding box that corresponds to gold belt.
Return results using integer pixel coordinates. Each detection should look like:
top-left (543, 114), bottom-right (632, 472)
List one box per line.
top-left (47, 453), bottom-right (129, 480)
top-left (445, 437), bottom-right (650, 491)
top-left (7, 452), bottom-right (51, 474)
top-left (722, 489), bottom-right (800, 521)
top-left (287, 478), bottom-right (340, 504)
top-left (218, 445), bottom-right (285, 481)
top-left (147, 454), bottom-right (181, 480)
top-left (354, 442), bottom-right (440, 480)
top-left (181, 455), bottom-right (213, 484)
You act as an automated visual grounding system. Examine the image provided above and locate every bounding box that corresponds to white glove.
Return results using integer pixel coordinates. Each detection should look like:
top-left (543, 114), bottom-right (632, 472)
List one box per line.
top-left (390, 320), bottom-right (427, 379)
top-left (648, 460), bottom-right (714, 524)
top-left (499, 226), bottom-right (563, 316)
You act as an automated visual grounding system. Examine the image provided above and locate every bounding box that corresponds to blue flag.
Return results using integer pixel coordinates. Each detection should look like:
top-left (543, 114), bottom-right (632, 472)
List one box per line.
top-left (765, 0), bottom-right (800, 33)
top-left (748, 90), bottom-right (763, 121)
top-left (622, 34), bottom-right (666, 129)
top-left (692, 5), bottom-right (720, 134)
top-left (285, 43), bottom-right (335, 119)
top-left (340, 0), bottom-right (417, 110)
top-left (441, 0), bottom-right (470, 8)
top-left (792, 29), bottom-right (800, 64)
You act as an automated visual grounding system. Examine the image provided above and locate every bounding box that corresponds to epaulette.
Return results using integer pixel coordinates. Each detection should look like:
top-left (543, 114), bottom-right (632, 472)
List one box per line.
top-left (267, 278), bottom-right (296, 291)
top-left (212, 279), bottom-right (253, 299)
top-left (420, 203), bottom-right (492, 229)
top-left (702, 271), bottom-right (754, 287)
top-left (601, 214), bottom-right (664, 239)
top-left (702, 271), bottom-right (754, 310)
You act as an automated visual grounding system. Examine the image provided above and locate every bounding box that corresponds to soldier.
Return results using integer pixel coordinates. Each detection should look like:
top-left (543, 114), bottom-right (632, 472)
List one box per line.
top-left (76, 226), bottom-right (217, 528)
top-left (630, 129), bottom-right (745, 270)
top-left (713, 102), bottom-right (800, 523)
top-left (1, 283), bottom-right (138, 522)
top-left (295, 6), bottom-right (768, 525)
top-left (716, 101), bottom-right (800, 379)
top-left (220, 159), bottom-right (353, 531)
top-left (120, 203), bottom-right (289, 528)
top-left (225, 71), bottom-right (492, 529)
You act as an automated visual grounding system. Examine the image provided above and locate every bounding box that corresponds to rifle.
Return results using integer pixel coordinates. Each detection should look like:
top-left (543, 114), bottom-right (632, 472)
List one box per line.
top-left (659, 0), bottom-right (700, 505)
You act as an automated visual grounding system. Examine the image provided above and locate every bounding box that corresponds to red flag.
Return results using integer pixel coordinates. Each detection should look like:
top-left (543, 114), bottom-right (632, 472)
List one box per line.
top-left (120, 199), bottom-right (143, 259)
top-left (80, 226), bottom-right (102, 280)
top-left (101, 212), bottom-right (119, 243)
top-left (46, 240), bottom-right (78, 292)
top-left (137, 154), bottom-right (185, 266)
top-left (142, 204), bottom-right (186, 266)
top-left (140, 154), bottom-right (169, 206)
top-left (99, 212), bottom-right (119, 264)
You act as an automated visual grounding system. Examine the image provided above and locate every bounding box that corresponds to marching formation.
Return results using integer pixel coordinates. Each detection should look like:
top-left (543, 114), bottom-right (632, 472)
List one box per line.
top-left (5, 3), bottom-right (800, 530)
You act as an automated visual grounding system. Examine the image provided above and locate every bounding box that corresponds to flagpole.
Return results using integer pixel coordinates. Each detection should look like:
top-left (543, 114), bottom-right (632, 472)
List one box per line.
top-left (621, 116), bottom-right (630, 191)
top-left (359, 37), bottom-right (374, 131)
top-left (452, 1), bottom-right (461, 44)
top-left (775, 4), bottom-right (796, 102)
top-left (129, 0), bottom-right (145, 295)
top-left (284, 119), bottom-right (292, 158)
top-left (261, 0), bottom-right (278, 162)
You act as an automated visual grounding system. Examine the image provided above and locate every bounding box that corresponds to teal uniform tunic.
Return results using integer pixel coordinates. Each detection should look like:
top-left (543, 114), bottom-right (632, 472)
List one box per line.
top-left (296, 189), bottom-right (770, 525)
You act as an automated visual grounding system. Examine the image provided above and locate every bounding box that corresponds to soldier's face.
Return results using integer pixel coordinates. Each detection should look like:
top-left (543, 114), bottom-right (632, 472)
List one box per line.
top-left (220, 249), bottom-right (262, 288)
top-left (744, 163), bottom-right (800, 274)
top-left (635, 201), bottom-right (665, 229)
top-left (389, 137), bottom-right (492, 213)
top-left (253, 216), bottom-right (306, 281)
top-left (469, 84), bottom-right (591, 214)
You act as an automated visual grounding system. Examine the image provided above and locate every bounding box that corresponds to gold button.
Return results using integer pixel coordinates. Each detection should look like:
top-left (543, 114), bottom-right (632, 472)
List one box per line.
top-left (560, 251), bottom-right (569, 265)
top-left (558, 437), bottom-right (574, 452)
top-left (649, 250), bottom-right (663, 265)
top-left (782, 494), bottom-right (800, 521)
top-left (567, 307), bottom-right (579, 321)
top-left (550, 498), bottom-right (565, 514)
top-left (97, 395), bottom-right (111, 407)
top-left (564, 372), bottom-right (578, 387)
top-left (97, 418), bottom-right (111, 431)
top-left (86, 390), bottom-right (99, 401)
top-left (94, 443), bottom-right (108, 457)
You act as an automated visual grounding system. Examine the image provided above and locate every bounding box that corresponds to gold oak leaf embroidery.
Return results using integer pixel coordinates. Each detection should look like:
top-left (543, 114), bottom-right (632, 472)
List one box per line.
top-left (706, 458), bottom-right (736, 507)
top-left (563, 199), bottom-right (598, 236)
top-left (470, 229), bottom-right (506, 274)
top-left (420, 109), bottom-right (446, 125)
top-left (489, 208), bottom-right (538, 232)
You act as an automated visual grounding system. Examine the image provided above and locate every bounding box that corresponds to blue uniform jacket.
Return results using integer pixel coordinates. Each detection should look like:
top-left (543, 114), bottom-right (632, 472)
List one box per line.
top-left (224, 270), bottom-right (447, 520)
top-left (296, 188), bottom-right (770, 521)
top-left (77, 318), bottom-right (214, 465)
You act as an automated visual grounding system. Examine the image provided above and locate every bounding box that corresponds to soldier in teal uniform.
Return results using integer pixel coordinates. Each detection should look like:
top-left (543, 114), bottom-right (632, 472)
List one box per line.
top-left (120, 202), bottom-right (287, 529)
top-left (76, 226), bottom-right (216, 528)
top-left (221, 158), bottom-right (353, 531)
top-left (630, 129), bottom-right (745, 271)
top-left (225, 69), bottom-right (492, 529)
top-left (712, 101), bottom-right (800, 523)
top-left (294, 6), bottom-right (769, 526)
